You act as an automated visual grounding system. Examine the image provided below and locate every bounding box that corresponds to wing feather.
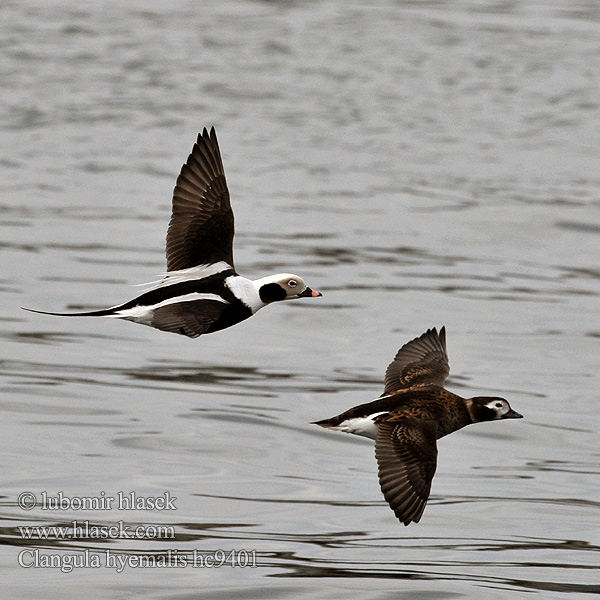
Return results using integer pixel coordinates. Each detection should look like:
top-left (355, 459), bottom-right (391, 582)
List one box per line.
top-left (375, 418), bottom-right (438, 525)
top-left (166, 127), bottom-right (234, 271)
top-left (151, 299), bottom-right (226, 338)
top-left (383, 327), bottom-right (449, 395)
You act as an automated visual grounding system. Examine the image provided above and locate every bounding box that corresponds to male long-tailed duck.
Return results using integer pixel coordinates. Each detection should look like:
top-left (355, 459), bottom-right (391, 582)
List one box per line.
top-left (313, 327), bottom-right (522, 525)
top-left (25, 128), bottom-right (321, 337)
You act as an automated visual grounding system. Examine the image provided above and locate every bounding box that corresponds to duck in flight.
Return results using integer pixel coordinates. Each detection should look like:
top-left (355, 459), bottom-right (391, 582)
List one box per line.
top-left (314, 327), bottom-right (522, 525)
top-left (25, 128), bottom-right (321, 338)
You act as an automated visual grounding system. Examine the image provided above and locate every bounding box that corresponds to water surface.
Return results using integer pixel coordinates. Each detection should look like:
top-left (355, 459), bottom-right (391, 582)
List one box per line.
top-left (1, 1), bottom-right (599, 598)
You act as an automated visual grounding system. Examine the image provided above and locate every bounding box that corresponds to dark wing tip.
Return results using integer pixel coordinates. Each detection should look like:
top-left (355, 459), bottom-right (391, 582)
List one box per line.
top-left (197, 126), bottom-right (218, 146)
top-left (375, 421), bottom-right (437, 525)
top-left (166, 128), bottom-right (233, 271)
top-left (438, 325), bottom-right (446, 349)
top-left (198, 126), bottom-right (213, 140)
top-left (382, 326), bottom-right (450, 395)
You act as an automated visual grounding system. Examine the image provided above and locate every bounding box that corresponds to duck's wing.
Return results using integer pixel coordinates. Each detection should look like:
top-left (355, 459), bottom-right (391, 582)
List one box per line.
top-left (375, 417), bottom-right (438, 525)
top-left (382, 326), bottom-right (449, 395)
top-left (151, 299), bottom-right (227, 338)
top-left (166, 127), bottom-right (234, 271)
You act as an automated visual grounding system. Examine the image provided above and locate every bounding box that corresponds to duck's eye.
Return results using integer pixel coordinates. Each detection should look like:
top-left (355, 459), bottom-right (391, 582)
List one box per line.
top-left (495, 402), bottom-right (503, 409)
top-left (288, 280), bottom-right (298, 288)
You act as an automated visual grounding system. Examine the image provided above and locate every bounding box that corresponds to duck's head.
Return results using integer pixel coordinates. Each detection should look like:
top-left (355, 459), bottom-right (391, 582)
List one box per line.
top-left (257, 274), bottom-right (322, 303)
top-left (469, 397), bottom-right (523, 422)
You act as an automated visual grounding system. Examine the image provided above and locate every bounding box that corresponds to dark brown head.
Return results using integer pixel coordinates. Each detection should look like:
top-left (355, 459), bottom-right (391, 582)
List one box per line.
top-left (469, 397), bottom-right (523, 422)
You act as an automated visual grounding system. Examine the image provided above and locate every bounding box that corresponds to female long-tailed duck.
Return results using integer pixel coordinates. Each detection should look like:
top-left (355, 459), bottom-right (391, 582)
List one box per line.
top-left (25, 128), bottom-right (321, 338)
top-left (313, 327), bottom-right (522, 525)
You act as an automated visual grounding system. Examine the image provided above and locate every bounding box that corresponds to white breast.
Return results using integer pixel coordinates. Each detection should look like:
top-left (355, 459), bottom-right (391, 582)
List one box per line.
top-left (225, 276), bottom-right (266, 313)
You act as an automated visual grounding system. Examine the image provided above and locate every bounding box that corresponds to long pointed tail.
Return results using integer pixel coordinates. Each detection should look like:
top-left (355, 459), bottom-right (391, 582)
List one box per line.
top-left (21, 306), bottom-right (118, 318)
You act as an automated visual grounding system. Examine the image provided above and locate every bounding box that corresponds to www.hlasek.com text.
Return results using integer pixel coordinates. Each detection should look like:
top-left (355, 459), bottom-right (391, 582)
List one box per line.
top-left (19, 520), bottom-right (174, 540)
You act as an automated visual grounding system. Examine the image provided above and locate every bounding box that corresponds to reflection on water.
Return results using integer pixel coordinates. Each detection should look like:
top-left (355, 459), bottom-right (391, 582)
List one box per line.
top-left (1, 503), bottom-right (598, 595)
top-left (2, 0), bottom-right (600, 598)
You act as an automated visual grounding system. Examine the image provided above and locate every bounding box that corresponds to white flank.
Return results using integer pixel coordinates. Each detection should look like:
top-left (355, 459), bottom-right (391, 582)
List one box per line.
top-left (333, 412), bottom-right (387, 440)
top-left (114, 293), bottom-right (228, 325)
top-left (224, 276), bottom-right (265, 313)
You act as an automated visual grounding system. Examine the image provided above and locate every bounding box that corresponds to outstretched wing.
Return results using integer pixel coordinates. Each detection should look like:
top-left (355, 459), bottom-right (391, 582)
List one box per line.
top-left (151, 299), bottom-right (227, 338)
top-left (375, 417), bottom-right (438, 526)
top-left (382, 326), bottom-right (449, 395)
top-left (166, 127), bottom-right (234, 271)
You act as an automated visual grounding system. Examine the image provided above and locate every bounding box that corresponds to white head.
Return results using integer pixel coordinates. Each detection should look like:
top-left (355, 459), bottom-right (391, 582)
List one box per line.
top-left (255, 273), bottom-right (322, 304)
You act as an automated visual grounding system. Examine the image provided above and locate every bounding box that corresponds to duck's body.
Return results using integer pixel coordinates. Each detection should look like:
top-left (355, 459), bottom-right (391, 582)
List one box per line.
top-left (25, 128), bottom-right (321, 337)
top-left (314, 327), bottom-right (522, 525)
top-left (29, 262), bottom-right (317, 338)
top-left (315, 386), bottom-right (478, 441)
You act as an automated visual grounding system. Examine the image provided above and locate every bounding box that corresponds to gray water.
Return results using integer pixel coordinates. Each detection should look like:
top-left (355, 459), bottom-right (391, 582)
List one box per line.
top-left (1, 1), bottom-right (599, 598)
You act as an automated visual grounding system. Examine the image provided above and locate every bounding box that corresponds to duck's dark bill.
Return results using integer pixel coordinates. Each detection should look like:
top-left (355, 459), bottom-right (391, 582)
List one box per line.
top-left (505, 409), bottom-right (523, 419)
top-left (298, 287), bottom-right (322, 298)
